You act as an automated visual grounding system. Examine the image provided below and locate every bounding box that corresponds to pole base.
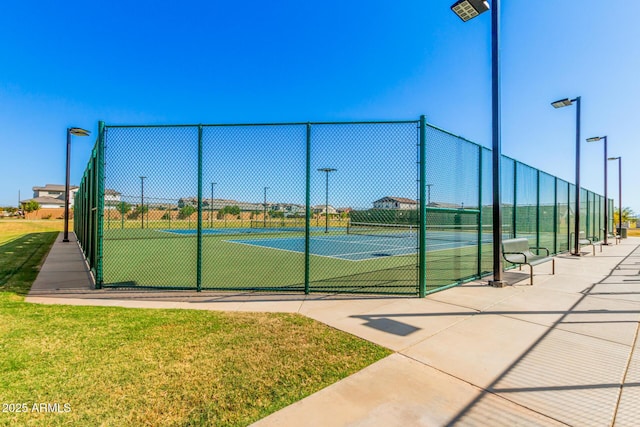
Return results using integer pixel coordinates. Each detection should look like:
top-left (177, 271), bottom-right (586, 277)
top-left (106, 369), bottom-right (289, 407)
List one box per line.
top-left (571, 252), bottom-right (584, 256)
top-left (489, 280), bottom-right (508, 288)
top-left (62, 239), bottom-right (70, 242)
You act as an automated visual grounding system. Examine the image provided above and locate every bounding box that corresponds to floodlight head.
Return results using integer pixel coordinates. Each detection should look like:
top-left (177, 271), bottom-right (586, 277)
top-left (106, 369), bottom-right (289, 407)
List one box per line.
top-left (586, 136), bottom-right (603, 142)
top-left (69, 127), bottom-right (90, 136)
top-left (551, 98), bottom-right (574, 109)
top-left (451, 0), bottom-right (490, 22)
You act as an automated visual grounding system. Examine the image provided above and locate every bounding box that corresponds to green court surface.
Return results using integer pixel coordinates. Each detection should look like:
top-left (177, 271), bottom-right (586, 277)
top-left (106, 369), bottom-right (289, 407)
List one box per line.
top-left (102, 225), bottom-right (498, 295)
top-left (103, 228), bottom-right (417, 294)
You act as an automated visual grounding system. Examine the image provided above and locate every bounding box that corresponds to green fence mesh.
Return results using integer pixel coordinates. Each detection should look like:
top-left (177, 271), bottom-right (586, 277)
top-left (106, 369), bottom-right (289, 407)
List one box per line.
top-left (74, 118), bottom-right (611, 296)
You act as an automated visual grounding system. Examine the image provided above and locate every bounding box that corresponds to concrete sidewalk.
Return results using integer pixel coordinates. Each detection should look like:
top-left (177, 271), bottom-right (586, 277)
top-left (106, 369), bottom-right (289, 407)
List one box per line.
top-left (28, 233), bottom-right (640, 426)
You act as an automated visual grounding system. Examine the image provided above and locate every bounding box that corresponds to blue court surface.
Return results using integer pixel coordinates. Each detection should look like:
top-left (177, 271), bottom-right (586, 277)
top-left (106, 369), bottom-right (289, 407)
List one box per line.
top-left (227, 234), bottom-right (414, 261)
top-left (227, 233), bottom-right (486, 261)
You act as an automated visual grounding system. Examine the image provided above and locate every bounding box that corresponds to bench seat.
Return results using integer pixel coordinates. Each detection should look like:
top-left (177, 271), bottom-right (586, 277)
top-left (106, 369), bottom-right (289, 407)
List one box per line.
top-left (502, 238), bottom-right (555, 285)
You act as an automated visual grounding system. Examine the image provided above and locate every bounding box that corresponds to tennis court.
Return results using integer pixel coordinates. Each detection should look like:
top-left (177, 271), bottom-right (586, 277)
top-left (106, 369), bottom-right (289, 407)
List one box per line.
top-left (227, 225), bottom-right (491, 261)
top-left (78, 119), bottom-right (610, 297)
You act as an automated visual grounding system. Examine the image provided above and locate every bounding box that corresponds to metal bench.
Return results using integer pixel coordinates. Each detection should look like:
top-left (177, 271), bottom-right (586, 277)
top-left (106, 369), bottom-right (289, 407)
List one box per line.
top-left (574, 231), bottom-right (602, 255)
top-left (603, 228), bottom-right (621, 245)
top-left (502, 238), bottom-right (555, 285)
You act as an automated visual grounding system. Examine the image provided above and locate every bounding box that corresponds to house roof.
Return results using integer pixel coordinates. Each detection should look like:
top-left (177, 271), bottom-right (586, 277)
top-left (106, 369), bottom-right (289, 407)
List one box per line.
top-left (33, 184), bottom-right (79, 191)
top-left (374, 196), bottom-right (418, 204)
top-left (21, 196), bottom-right (66, 206)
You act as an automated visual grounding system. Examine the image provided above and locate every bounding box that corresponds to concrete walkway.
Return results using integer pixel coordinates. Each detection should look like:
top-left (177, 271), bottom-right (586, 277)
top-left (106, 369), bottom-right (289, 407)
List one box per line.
top-left (28, 233), bottom-right (640, 426)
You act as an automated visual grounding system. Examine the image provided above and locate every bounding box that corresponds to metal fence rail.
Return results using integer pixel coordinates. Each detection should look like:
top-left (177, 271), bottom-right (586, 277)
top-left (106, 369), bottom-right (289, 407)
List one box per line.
top-left (74, 117), bottom-right (612, 296)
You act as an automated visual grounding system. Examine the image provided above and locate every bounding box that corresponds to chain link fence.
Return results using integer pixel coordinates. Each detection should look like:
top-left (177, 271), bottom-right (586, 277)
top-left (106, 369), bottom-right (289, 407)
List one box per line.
top-left (74, 118), bottom-right (612, 296)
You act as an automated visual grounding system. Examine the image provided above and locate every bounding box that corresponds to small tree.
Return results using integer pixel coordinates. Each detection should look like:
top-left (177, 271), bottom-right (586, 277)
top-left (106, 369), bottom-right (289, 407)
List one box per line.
top-left (217, 205), bottom-right (241, 219)
top-left (117, 202), bottom-right (132, 215)
top-left (23, 200), bottom-right (40, 215)
top-left (178, 205), bottom-right (196, 219)
top-left (127, 204), bottom-right (147, 219)
top-left (614, 207), bottom-right (635, 226)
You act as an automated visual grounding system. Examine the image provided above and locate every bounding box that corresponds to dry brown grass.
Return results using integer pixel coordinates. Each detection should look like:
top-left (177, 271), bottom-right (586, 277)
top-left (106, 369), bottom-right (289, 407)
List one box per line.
top-left (0, 220), bottom-right (63, 245)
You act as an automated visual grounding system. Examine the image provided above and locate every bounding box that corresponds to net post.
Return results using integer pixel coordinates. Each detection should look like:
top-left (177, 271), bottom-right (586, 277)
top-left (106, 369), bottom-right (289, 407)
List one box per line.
top-left (197, 125), bottom-right (203, 292)
top-left (304, 123), bottom-right (311, 295)
top-left (96, 121), bottom-right (105, 288)
top-left (419, 115), bottom-right (427, 298)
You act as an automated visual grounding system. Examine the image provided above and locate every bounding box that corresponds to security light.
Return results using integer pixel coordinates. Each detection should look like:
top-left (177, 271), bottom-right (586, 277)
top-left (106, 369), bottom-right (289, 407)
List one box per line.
top-left (451, 0), bottom-right (490, 22)
top-left (551, 98), bottom-right (574, 109)
top-left (69, 127), bottom-right (90, 136)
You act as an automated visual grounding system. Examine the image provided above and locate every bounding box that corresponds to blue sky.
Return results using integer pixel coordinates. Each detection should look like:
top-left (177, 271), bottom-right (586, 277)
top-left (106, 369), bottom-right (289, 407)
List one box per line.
top-left (1, 1), bottom-right (638, 213)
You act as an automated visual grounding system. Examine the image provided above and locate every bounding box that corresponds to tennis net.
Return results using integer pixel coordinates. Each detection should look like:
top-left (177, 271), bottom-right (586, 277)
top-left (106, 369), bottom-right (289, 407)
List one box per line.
top-left (348, 222), bottom-right (504, 243)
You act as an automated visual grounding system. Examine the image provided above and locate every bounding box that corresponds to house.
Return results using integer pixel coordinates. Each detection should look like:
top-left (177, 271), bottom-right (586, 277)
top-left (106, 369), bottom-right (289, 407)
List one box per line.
top-left (23, 184), bottom-right (122, 209)
top-left (313, 205), bottom-right (338, 215)
top-left (271, 203), bottom-right (306, 217)
top-left (23, 184), bottom-right (79, 208)
top-left (372, 197), bottom-right (418, 210)
top-left (178, 197), bottom-right (263, 212)
top-left (104, 189), bottom-right (122, 207)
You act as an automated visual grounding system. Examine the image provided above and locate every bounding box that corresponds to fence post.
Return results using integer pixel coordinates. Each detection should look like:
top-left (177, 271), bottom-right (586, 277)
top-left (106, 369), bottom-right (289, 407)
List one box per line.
top-left (96, 121), bottom-right (105, 288)
top-left (553, 177), bottom-right (558, 254)
top-left (536, 170), bottom-right (540, 248)
top-left (419, 116), bottom-right (427, 298)
top-left (197, 125), bottom-right (203, 292)
top-left (477, 146), bottom-right (483, 277)
top-left (513, 161), bottom-right (518, 237)
top-left (304, 123), bottom-right (311, 294)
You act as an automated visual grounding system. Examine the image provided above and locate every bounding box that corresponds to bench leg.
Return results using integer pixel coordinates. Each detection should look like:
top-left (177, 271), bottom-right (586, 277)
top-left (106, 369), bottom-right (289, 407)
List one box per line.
top-left (530, 264), bottom-right (534, 285)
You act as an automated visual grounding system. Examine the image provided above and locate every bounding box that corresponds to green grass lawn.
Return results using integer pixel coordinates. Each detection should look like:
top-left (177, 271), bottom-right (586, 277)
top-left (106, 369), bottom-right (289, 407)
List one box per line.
top-left (0, 223), bottom-right (392, 426)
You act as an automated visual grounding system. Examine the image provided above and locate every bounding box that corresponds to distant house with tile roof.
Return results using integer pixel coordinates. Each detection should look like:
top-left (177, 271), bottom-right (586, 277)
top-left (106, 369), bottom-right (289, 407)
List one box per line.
top-left (372, 197), bottom-right (418, 210)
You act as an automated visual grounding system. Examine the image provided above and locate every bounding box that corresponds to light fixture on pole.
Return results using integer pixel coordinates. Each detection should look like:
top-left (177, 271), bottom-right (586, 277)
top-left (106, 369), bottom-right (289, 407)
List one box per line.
top-left (263, 186), bottom-right (270, 228)
top-left (551, 96), bottom-right (581, 255)
top-left (586, 136), bottom-right (609, 244)
top-left (451, 0), bottom-right (506, 286)
top-left (317, 168), bottom-right (337, 233)
top-left (608, 156), bottom-right (622, 236)
top-left (140, 176), bottom-right (147, 229)
top-left (451, 0), bottom-right (489, 22)
top-left (63, 127), bottom-right (90, 242)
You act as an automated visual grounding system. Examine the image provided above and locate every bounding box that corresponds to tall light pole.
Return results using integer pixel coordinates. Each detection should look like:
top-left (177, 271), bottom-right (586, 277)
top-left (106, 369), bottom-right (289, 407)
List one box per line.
top-left (551, 96), bottom-right (581, 255)
top-left (608, 156), bottom-right (622, 236)
top-left (263, 186), bottom-right (270, 228)
top-left (426, 184), bottom-right (433, 205)
top-left (210, 182), bottom-right (216, 228)
top-left (318, 168), bottom-right (337, 233)
top-left (140, 176), bottom-right (147, 229)
top-left (451, 0), bottom-right (506, 286)
top-left (586, 136), bottom-right (609, 244)
top-left (63, 127), bottom-right (90, 242)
